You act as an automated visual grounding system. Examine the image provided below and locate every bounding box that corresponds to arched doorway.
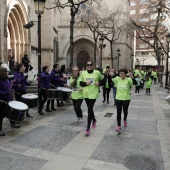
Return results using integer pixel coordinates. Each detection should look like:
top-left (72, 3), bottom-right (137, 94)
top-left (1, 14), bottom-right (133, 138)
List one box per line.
top-left (77, 50), bottom-right (89, 69)
top-left (7, 2), bottom-right (29, 62)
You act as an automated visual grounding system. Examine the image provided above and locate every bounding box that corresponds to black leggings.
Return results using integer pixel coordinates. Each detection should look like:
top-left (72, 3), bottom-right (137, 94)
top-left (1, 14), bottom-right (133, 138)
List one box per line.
top-left (135, 86), bottom-right (140, 93)
top-left (72, 99), bottom-right (83, 118)
top-left (39, 88), bottom-right (50, 111)
top-left (85, 98), bottom-right (96, 129)
top-left (0, 101), bottom-right (7, 130)
top-left (103, 87), bottom-right (111, 101)
top-left (146, 88), bottom-right (150, 94)
top-left (116, 100), bottom-right (130, 126)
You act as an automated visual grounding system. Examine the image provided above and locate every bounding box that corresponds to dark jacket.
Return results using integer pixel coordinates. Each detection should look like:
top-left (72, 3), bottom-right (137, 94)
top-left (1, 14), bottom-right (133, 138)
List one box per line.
top-left (0, 79), bottom-right (13, 101)
top-left (13, 71), bottom-right (30, 92)
top-left (103, 74), bottom-right (112, 89)
top-left (50, 69), bottom-right (60, 87)
top-left (39, 71), bottom-right (51, 89)
top-left (22, 56), bottom-right (30, 67)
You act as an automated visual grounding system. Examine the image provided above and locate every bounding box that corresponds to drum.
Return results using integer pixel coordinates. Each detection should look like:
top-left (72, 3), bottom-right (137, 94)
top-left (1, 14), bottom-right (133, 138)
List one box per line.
top-left (22, 94), bottom-right (38, 108)
top-left (48, 89), bottom-right (62, 99)
top-left (6, 101), bottom-right (28, 122)
top-left (58, 87), bottom-right (72, 93)
top-left (58, 87), bottom-right (72, 101)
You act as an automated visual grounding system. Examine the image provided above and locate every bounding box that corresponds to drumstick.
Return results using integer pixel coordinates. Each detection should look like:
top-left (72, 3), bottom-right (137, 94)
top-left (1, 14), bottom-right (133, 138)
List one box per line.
top-left (50, 84), bottom-right (58, 89)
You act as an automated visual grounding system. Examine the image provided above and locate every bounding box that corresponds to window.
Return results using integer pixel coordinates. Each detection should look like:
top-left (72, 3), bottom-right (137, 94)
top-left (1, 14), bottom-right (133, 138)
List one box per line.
top-left (130, 1), bottom-right (136, 6)
top-left (140, 17), bottom-right (149, 22)
top-left (140, 0), bottom-right (149, 5)
top-left (53, 38), bottom-right (59, 62)
top-left (130, 10), bottom-right (136, 15)
top-left (140, 8), bottom-right (148, 14)
top-left (139, 44), bottom-right (149, 48)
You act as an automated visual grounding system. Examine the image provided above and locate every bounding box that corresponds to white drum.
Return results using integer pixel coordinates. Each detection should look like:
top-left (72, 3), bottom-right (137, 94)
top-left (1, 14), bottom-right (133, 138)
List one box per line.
top-left (6, 101), bottom-right (28, 122)
top-left (22, 94), bottom-right (38, 108)
top-left (58, 87), bottom-right (72, 93)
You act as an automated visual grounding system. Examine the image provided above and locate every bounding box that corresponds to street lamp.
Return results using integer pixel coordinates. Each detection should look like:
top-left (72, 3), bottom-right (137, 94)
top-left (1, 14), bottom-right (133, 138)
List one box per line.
top-left (99, 37), bottom-right (106, 69)
top-left (116, 48), bottom-right (121, 69)
top-left (131, 54), bottom-right (134, 70)
top-left (34, 0), bottom-right (46, 74)
top-left (165, 33), bottom-right (170, 88)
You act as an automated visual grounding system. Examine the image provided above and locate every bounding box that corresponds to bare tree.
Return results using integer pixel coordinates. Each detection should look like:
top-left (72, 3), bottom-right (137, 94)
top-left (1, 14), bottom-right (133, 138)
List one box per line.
top-left (45, 0), bottom-right (94, 72)
top-left (129, 0), bottom-right (169, 82)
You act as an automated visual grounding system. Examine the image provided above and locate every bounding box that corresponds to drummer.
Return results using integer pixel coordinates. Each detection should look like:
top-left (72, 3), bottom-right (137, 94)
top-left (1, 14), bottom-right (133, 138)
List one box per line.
top-left (0, 67), bottom-right (13, 136)
top-left (12, 64), bottom-right (32, 118)
top-left (50, 63), bottom-right (63, 109)
top-left (69, 66), bottom-right (83, 123)
top-left (59, 65), bottom-right (70, 106)
top-left (38, 65), bottom-right (51, 115)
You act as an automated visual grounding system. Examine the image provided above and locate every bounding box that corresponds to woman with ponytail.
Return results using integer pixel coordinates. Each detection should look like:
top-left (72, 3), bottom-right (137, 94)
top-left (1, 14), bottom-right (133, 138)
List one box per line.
top-left (69, 66), bottom-right (84, 123)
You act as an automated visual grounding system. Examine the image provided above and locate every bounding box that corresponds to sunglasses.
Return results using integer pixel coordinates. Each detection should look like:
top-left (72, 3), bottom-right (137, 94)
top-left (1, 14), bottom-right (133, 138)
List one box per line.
top-left (73, 70), bottom-right (78, 71)
top-left (87, 64), bottom-right (93, 66)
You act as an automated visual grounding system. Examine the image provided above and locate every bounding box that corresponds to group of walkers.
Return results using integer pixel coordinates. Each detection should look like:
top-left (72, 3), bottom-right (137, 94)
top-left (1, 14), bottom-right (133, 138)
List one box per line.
top-left (0, 56), bottom-right (157, 137)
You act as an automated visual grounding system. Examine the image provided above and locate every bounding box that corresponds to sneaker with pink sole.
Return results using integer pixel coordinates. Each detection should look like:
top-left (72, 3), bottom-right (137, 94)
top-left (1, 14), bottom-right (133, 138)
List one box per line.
top-left (116, 126), bottom-right (121, 132)
top-left (124, 120), bottom-right (127, 127)
top-left (91, 120), bottom-right (97, 128)
top-left (84, 129), bottom-right (90, 136)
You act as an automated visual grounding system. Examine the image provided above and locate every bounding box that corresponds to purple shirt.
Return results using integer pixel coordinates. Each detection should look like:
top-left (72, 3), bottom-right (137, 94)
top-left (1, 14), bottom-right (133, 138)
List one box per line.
top-left (0, 79), bottom-right (12, 101)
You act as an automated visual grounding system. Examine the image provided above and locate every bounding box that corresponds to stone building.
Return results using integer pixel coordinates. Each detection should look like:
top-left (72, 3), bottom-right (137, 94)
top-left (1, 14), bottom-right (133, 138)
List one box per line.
top-left (0, 0), bottom-right (133, 71)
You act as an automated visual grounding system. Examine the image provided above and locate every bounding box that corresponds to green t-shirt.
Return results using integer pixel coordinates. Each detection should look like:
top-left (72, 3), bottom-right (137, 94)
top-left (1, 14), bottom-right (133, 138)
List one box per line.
top-left (79, 70), bottom-right (103, 99)
top-left (112, 77), bottom-right (133, 100)
top-left (145, 78), bottom-right (152, 88)
top-left (70, 77), bottom-right (83, 99)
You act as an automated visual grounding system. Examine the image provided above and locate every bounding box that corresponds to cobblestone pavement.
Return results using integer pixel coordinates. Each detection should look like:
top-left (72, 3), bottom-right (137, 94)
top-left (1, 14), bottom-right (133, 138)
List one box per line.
top-left (0, 84), bottom-right (170, 170)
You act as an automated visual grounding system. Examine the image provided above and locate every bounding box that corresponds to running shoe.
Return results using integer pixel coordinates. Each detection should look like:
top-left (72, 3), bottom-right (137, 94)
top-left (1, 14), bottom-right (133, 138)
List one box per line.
top-left (116, 126), bottom-right (121, 132)
top-left (124, 120), bottom-right (127, 127)
top-left (84, 129), bottom-right (90, 136)
top-left (91, 120), bottom-right (97, 128)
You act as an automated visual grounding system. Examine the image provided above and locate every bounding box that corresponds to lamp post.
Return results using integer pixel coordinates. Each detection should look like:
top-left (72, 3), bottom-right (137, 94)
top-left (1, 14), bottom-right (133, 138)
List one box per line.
top-left (165, 33), bottom-right (170, 88)
top-left (117, 48), bottom-right (121, 69)
top-left (161, 53), bottom-right (164, 86)
top-left (34, 0), bottom-right (46, 74)
top-left (99, 37), bottom-right (105, 69)
top-left (131, 54), bottom-right (134, 70)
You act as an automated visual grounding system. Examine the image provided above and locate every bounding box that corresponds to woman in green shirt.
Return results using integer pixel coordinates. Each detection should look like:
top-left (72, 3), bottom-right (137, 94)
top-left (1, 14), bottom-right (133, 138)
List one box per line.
top-left (79, 60), bottom-right (103, 136)
top-left (69, 66), bottom-right (83, 123)
top-left (112, 69), bottom-right (133, 132)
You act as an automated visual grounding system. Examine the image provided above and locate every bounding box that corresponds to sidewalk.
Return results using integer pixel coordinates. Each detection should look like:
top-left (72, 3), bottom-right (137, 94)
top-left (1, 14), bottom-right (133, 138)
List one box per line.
top-left (0, 84), bottom-right (170, 170)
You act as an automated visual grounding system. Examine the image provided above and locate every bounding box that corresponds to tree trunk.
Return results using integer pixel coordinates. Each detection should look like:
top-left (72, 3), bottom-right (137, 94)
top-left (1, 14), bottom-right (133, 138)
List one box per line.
top-left (94, 39), bottom-right (97, 68)
top-left (110, 41), bottom-right (113, 68)
top-left (69, 8), bottom-right (75, 73)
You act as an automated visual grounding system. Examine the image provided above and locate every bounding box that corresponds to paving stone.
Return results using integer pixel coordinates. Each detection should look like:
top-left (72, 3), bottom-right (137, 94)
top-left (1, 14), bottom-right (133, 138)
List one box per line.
top-left (0, 149), bottom-right (47, 170)
top-left (163, 109), bottom-right (170, 119)
top-left (90, 134), bottom-right (164, 169)
top-left (109, 119), bottom-right (158, 135)
top-left (10, 125), bottom-right (80, 153)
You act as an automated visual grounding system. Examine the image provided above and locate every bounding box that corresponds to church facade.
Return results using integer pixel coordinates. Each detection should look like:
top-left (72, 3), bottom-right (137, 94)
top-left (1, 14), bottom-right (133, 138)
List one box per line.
top-left (0, 0), bottom-right (133, 71)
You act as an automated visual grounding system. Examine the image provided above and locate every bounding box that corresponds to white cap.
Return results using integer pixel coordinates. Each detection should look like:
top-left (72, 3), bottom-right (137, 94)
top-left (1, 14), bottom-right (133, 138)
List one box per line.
top-left (1, 63), bottom-right (10, 71)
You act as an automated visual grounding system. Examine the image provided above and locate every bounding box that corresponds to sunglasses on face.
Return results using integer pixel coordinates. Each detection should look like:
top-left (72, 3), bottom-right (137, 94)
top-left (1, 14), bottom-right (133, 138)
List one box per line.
top-left (86, 64), bottom-right (93, 66)
top-left (73, 70), bottom-right (78, 71)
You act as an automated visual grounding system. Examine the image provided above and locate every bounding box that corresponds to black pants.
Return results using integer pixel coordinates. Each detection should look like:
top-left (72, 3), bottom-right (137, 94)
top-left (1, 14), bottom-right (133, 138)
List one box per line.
top-left (135, 86), bottom-right (140, 93)
top-left (116, 100), bottom-right (130, 126)
top-left (146, 88), bottom-right (150, 94)
top-left (72, 99), bottom-right (83, 118)
top-left (84, 98), bottom-right (96, 129)
top-left (103, 87), bottom-right (111, 101)
top-left (0, 101), bottom-right (7, 130)
top-left (39, 88), bottom-right (50, 111)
